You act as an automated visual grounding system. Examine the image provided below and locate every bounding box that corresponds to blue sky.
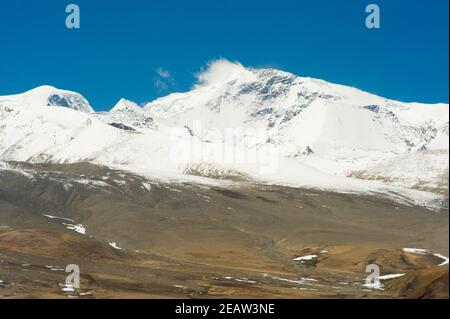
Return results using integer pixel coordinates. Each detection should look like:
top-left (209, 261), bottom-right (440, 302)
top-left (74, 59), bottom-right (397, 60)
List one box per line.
top-left (0, 0), bottom-right (448, 111)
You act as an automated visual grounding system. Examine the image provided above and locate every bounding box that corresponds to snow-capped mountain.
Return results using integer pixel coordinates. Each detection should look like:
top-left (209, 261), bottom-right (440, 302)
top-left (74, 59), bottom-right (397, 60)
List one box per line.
top-left (94, 99), bottom-right (157, 131)
top-left (145, 60), bottom-right (448, 156)
top-left (0, 60), bottom-right (448, 209)
top-left (0, 85), bottom-right (94, 113)
top-left (142, 60), bottom-right (449, 199)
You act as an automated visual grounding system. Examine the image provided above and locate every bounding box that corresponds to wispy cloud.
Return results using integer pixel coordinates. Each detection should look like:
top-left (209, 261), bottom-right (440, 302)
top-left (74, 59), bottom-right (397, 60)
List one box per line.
top-left (154, 67), bottom-right (175, 92)
top-left (156, 67), bottom-right (171, 79)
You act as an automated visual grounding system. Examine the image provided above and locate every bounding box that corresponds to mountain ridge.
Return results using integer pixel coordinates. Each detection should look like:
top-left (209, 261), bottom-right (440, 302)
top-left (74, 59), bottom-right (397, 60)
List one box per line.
top-left (0, 60), bottom-right (448, 210)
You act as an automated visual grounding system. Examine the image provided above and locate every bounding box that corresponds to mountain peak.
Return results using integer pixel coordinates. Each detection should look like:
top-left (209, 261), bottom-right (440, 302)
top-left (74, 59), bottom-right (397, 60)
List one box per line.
top-left (111, 98), bottom-right (142, 112)
top-left (94, 98), bottom-right (156, 131)
top-left (12, 85), bottom-right (95, 113)
top-left (25, 85), bottom-right (58, 93)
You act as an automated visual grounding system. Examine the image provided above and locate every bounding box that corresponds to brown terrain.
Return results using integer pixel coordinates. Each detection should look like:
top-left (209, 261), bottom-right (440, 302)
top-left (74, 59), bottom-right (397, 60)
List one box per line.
top-left (0, 162), bottom-right (448, 299)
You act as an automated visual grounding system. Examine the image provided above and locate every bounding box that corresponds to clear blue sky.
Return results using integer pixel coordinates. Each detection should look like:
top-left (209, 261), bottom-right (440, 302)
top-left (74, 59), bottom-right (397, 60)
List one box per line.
top-left (0, 0), bottom-right (448, 111)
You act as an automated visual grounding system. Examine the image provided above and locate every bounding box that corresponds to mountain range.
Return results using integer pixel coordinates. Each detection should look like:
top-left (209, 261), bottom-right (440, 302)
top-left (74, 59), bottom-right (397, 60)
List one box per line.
top-left (0, 60), bottom-right (448, 210)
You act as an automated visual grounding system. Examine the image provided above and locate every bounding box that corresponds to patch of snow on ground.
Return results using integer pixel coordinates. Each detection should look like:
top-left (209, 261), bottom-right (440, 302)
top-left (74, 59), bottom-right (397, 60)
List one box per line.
top-left (79, 292), bottom-right (92, 296)
top-left (433, 253), bottom-right (449, 266)
top-left (363, 281), bottom-right (384, 290)
top-left (43, 214), bottom-right (74, 222)
top-left (378, 273), bottom-right (406, 280)
top-left (61, 284), bottom-right (75, 292)
top-left (271, 276), bottom-right (318, 286)
top-left (403, 248), bottom-right (449, 266)
top-left (74, 179), bottom-right (109, 187)
top-left (109, 242), bottom-right (122, 250)
top-left (363, 273), bottom-right (406, 290)
top-left (63, 223), bottom-right (86, 235)
top-left (402, 248), bottom-right (428, 254)
top-left (223, 276), bottom-right (257, 284)
top-left (293, 254), bottom-right (319, 262)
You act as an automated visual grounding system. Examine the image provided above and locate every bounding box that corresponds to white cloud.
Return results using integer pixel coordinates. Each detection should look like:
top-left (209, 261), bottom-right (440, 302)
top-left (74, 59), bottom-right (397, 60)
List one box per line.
top-left (154, 67), bottom-right (175, 91)
top-left (156, 67), bottom-right (171, 79)
top-left (154, 78), bottom-right (169, 91)
top-left (194, 59), bottom-right (256, 88)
